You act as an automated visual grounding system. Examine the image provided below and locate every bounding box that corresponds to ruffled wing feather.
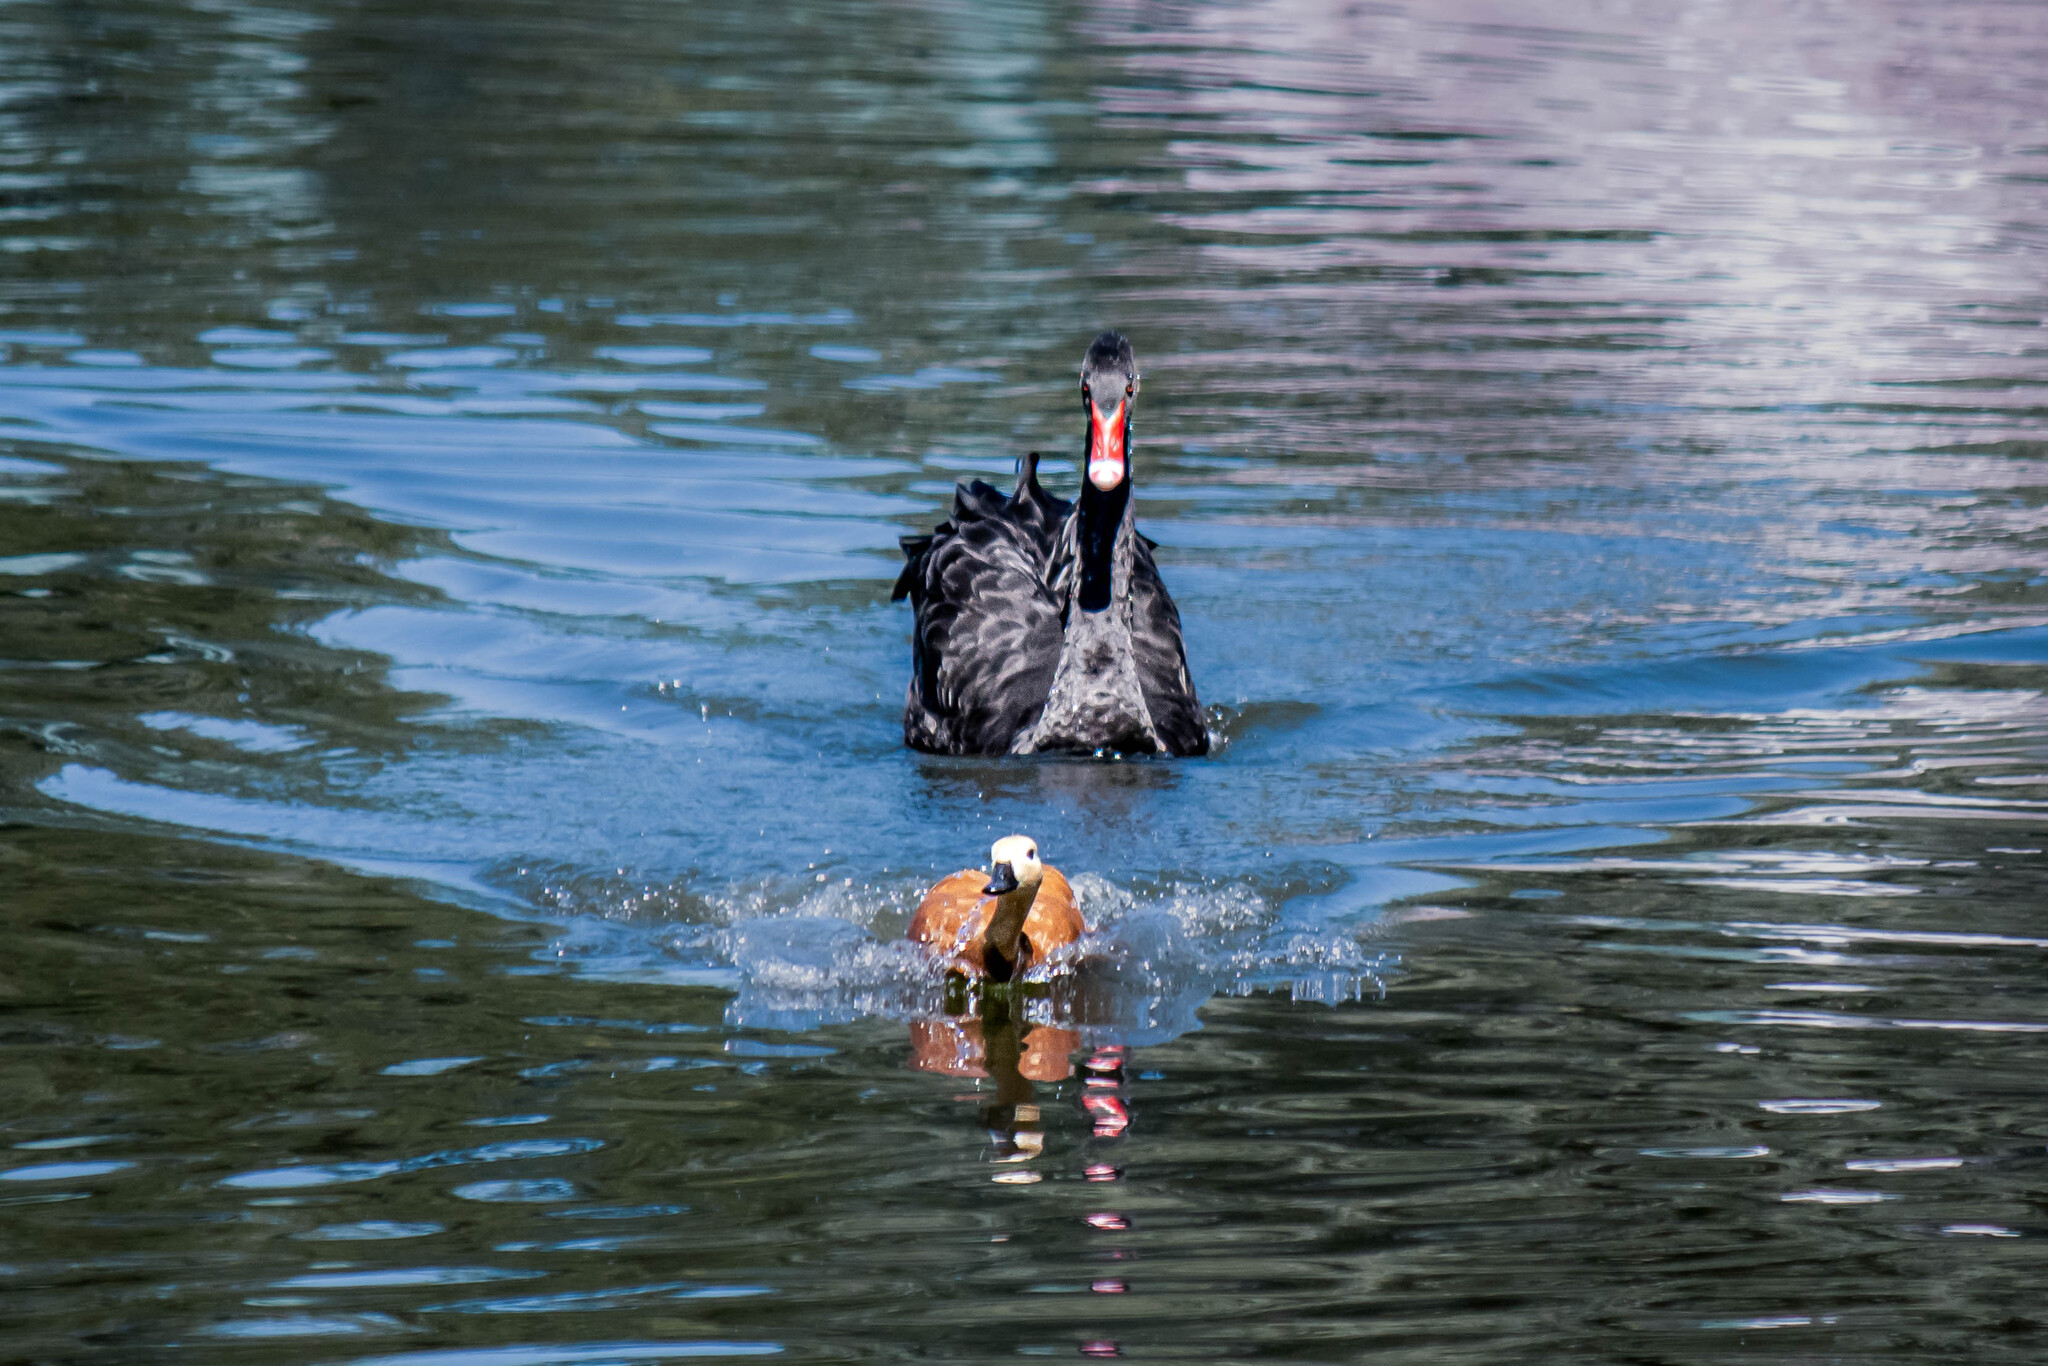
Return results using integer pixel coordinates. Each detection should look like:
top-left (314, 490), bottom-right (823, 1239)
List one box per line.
top-left (897, 460), bottom-right (1066, 755)
top-left (1127, 535), bottom-right (1209, 756)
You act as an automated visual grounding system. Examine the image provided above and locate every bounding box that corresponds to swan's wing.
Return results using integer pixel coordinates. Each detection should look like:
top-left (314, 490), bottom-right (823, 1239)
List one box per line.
top-left (900, 480), bottom-right (1063, 754)
top-left (890, 532), bottom-right (936, 603)
top-left (1008, 452), bottom-right (1072, 561)
top-left (1128, 533), bottom-right (1210, 756)
top-left (894, 461), bottom-right (1065, 604)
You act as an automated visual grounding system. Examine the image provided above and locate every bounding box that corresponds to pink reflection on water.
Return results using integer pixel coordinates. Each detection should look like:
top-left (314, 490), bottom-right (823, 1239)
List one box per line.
top-left (1084, 1094), bottom-right (1131, 1137)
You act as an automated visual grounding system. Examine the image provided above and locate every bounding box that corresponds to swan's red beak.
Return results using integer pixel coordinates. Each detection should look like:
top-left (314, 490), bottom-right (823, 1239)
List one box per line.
top-left (1087, 398), bottom-right (1126, 491)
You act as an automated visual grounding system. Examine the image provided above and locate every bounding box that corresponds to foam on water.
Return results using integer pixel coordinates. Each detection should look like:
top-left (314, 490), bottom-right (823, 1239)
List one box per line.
top-left (507, 865), bottom-right (1391, 1040)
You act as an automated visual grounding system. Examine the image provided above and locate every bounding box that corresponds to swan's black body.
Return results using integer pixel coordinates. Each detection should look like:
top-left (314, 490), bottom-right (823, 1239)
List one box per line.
top-left (891, 333), bottom-right (1207, 757)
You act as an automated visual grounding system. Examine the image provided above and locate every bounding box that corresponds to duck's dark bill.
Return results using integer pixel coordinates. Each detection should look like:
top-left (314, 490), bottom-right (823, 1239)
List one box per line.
top-left (985, 862), bottom-right (1020, 895)
top-left (1088, 399), bottom-right (1126, 490)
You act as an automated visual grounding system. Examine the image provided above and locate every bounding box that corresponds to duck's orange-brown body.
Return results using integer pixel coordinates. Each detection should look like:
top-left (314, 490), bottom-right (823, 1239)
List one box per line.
top-left (909, 866), bottom-right (1083, 979)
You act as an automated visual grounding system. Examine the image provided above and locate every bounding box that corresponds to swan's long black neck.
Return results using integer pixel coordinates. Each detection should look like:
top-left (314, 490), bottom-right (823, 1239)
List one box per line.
top-left (1075, 476), bottom-right (1130, 613)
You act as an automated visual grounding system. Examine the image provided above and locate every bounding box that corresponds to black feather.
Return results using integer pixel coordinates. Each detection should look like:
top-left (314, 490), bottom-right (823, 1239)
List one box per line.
top-left (891, 534), bottom-right (934, 603)
top-left (1127, 535), bottom-right (1209, 756)
top-left (899, 465), bottom-right (1064, 755)
top-left (1006, 452), bottom-right (1071, 559)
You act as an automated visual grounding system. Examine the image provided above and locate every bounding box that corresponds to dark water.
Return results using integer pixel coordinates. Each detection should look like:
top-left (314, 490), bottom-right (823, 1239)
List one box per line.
top-left (4, 0), bottom-right (2048, 1359)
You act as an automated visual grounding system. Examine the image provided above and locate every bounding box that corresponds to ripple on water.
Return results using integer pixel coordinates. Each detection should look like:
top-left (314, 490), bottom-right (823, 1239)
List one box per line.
top-left (428, 1281), bottom-right (773, 1314)
top-left (200, 1313), bottom-right (406, 1339)
top-left (220, 1139), bottom-right (602, 1190)
top-left (336, 1345), bottom-right (784, 1365)
top-left (296, 1222), bottom-right (446, 1241)
top-left (454, 1180), bottom-right (583, 1203)
top-left (0, 1160), bottom-right (133, 1182)
top-left (276, 1267), bottom-right (541, 1289)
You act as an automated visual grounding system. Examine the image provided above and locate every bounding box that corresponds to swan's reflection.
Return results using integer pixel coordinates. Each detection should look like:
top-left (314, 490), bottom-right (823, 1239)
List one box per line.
top-left (913, 753), bottom-right (1182, 817)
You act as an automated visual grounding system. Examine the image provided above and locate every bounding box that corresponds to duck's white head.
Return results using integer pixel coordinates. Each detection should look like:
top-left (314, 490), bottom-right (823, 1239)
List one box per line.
top-left (985, 835), bottom-right (1045, 897)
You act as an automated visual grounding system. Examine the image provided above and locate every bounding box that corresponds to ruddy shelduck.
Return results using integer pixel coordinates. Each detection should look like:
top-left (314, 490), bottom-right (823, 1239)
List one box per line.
top-left (910, 834), bottom-right (1084, 981)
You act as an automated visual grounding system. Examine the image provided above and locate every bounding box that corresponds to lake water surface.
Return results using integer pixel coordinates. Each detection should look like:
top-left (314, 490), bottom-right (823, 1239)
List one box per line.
top-left (4, 0), bottom-right (2048, 1360)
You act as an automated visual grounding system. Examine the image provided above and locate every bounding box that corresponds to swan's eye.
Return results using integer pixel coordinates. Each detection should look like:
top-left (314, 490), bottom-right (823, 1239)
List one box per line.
top-left (1125, 382), bottom-right (1133, 397)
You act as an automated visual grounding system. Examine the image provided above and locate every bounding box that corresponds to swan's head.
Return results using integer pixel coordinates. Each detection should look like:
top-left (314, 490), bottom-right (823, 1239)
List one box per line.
top-left (1080, 331), bottom-right (1137, 493)
top-left (985, 834), bottom-right (1045, 897)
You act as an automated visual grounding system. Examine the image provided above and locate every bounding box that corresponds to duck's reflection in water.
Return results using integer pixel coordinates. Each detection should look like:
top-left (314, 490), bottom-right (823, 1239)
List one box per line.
top-left (909, 989), bottom-right (1080, 1161)
top-left (910, 986), bottom-right (1136, 1357)
top-left (908, 984), bottom-right (1137, 1154)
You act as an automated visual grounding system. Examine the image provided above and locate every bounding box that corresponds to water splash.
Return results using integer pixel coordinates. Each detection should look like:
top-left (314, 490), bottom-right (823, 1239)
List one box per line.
top-left (507, 864), bottom-right (1392, 1041)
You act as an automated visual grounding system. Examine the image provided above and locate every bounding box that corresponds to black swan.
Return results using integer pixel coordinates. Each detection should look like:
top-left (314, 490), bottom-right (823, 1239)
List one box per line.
top-left (891, 331), bottom-right (1207, 757)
